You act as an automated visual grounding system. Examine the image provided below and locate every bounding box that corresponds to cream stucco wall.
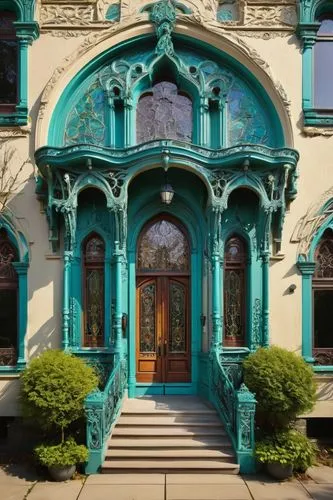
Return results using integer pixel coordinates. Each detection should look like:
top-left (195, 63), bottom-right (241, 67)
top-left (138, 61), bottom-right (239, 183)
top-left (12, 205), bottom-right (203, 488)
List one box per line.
top-left (1, 0), bottom-right (332, 418)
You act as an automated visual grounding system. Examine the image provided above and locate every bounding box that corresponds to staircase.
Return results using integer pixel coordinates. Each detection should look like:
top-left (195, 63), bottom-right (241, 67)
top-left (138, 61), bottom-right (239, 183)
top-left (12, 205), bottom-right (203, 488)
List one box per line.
top-left (102, 396), bottom-right (239, 474)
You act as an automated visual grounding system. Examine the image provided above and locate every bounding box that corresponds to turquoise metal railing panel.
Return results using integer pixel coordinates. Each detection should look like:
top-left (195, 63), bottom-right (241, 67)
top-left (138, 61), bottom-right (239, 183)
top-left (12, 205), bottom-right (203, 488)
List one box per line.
top-left (84, 356), bottom-right (127, 473)
top-left (210, 351), bottom-right (256, 473)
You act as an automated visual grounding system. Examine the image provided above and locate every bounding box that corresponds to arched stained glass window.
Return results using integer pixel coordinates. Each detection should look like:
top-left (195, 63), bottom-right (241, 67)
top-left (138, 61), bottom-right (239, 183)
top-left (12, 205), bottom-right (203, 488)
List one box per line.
top-left (313, 232), bottom-right (333, 364)
top-left (224, 236), bottom-right (246, 347)
top-left (0, 11), bottom-right (17, 110)
top-left (136, 82), bottom-right (192, 144)
top-left (137, 218), bottom-right (189, 273)
top-left (83, 233), bottom-right (105, 347)
top-left (0, 230), bottom-right (18, 365)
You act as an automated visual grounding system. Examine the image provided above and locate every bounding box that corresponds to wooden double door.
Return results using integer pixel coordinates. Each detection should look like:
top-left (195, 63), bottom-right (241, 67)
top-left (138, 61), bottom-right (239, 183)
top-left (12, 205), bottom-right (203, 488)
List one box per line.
top-left (136, 275), bottom-right (191, 383)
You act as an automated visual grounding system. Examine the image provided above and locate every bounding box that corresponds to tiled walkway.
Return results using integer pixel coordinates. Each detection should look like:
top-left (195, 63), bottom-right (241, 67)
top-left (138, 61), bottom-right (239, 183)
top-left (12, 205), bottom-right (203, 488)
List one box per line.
top-left (1, 465), bottom-right (333, 500)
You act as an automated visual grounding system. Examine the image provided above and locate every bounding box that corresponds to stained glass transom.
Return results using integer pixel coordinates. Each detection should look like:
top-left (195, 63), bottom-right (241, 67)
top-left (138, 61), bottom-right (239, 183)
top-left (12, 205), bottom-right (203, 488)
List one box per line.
top-left (85, 236), bottom-right (105, 263)
top-left (169, 282), bottom-right (186, 353)
top-left (64, 80), bottom-right (106, 146)
top-left (139, 283), bottom-right (156, 352)
top-left (137, 82), bottom-right (192, 143)
top-left (315, 238), bottom-right (333, 278)
top-left (137, 219), bottom-right (189, 273)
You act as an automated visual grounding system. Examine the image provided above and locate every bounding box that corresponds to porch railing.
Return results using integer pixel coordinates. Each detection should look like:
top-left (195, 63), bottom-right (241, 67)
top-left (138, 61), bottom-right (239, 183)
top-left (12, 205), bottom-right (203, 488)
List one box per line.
top-left (210, 350), bottom-right (256, 473)
top-left (84, 355), bottom-right (127, 473)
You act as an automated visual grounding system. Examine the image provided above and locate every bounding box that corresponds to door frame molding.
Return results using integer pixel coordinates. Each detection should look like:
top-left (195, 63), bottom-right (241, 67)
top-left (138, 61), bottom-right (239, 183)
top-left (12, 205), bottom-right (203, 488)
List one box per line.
top-left (128, 205), bottom-right (204, 397)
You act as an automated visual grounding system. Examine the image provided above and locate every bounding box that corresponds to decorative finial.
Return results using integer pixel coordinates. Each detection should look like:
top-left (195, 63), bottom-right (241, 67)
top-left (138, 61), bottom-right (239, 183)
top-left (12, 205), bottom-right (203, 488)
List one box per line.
top-left (151, 0), bottom-right (177, 56)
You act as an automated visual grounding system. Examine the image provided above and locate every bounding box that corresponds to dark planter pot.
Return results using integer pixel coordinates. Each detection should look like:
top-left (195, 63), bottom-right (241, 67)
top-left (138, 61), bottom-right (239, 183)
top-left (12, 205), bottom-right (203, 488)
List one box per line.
top-left (48, 465), bottom-right (76, 482)
top-left (267, 462), bottom-right (293, 480)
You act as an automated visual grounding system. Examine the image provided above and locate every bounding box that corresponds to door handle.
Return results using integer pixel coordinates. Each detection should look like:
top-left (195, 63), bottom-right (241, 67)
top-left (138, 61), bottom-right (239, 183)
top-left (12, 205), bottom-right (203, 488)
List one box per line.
top-left (163, 340), bottom-right (168, 357)
top-left (157, 344), bottom-right (162, 357)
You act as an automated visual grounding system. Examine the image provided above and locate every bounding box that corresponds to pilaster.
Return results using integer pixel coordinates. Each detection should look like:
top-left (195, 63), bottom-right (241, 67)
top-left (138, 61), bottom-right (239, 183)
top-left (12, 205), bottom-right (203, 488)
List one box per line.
top-left (297, 261), bottom-right (316, 363)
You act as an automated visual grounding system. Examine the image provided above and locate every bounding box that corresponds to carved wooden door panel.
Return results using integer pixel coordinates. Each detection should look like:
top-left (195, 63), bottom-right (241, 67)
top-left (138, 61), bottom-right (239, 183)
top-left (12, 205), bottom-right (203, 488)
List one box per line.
top-left (136, 276), bottom-right (190, 383)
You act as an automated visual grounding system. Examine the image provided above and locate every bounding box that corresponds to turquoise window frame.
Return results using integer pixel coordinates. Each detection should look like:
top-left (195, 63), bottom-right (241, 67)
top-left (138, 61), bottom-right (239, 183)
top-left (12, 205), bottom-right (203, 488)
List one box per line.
top-left (0, 0), bottom-right (39, 127)
top-left (298, 207), bottom-right (333, 372)
top-left (298, 0), bottom-right (333, 127)
top-left (0, 217), bottom-right (29, 374)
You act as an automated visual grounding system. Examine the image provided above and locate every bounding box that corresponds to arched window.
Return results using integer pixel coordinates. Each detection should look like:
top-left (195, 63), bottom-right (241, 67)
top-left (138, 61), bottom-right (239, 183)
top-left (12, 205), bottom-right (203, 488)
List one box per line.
top-left (136, 81), bottom-right (192, 144)
top-left (224, 236), bottom-right (246, 347)
top-left (0, 230), bottom-right (18, 365)
top-left (0, 11), bottom-right (18, 112)
top-left (314, 16), bottom-right (333, 110)
top-left (83, 233), bottom-right (105, 347)
top-left (313, 232), bottom-right (333, 364)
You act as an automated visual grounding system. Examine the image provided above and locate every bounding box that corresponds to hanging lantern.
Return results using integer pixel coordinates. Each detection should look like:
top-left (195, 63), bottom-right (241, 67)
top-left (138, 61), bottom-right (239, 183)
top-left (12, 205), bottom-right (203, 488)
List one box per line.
top-left (160, 183), bottom-right (174, 204)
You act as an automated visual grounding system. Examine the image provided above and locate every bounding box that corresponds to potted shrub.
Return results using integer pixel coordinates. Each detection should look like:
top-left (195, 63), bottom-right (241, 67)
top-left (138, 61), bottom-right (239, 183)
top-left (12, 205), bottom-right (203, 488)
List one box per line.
top-left (243, 346), bottom-right (317, 478)
top-left (255, 430), bottom-right (317, 480)
top-left (35, 437), bottom-right (88, 481)
top-left (21, 350), bottom-right (99, 480)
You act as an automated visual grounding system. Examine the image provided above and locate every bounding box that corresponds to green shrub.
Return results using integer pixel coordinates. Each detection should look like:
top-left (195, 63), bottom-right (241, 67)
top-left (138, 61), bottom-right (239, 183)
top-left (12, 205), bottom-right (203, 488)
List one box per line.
top-left (35, 437), bottom-right (88, 467)
top-left (255, 430), bottom-right (317, 471)
top-left (21, 350), bottom-right (99, 441)
top-left (243, 346), bottom-right (316, 429)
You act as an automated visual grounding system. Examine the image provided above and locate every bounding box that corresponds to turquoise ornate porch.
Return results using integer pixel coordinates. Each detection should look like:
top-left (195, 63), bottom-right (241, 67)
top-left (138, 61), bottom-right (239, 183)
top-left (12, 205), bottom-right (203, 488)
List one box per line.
top-left (34, 0), bottom-right (299, 475)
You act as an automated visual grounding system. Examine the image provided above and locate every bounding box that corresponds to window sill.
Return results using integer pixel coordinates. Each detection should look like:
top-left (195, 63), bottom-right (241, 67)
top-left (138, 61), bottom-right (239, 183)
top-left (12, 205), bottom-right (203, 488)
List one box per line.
top-left (313, 365), bottom-right (333, 372)
top-left (0, 363), bottom-right (25, 376)
top-left (0, 108), bottom-right (28, 127)
top-left (303, 109), bottom-right (333, 131)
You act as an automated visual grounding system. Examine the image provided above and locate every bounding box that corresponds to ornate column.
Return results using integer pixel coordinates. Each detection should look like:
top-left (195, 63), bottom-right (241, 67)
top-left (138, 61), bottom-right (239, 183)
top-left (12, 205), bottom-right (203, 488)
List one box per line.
top-left (297, 261), bottom-right (316, 362)
top-left (113, 241), bottom-right (123, 359)
top-left (262, 251), bottom-right (270, 347)
top-left (12, 262), bottom-right (29, 369)
top-left (302, 35), bottom-right (316, 112)
top-left (124, 100), bottom-right (134, 148)
top-left (62, 250), bottom-right (73, 350)
top-left (199, 96), bottom-right (210, 147)
top-left (210, 209), bottom-right (223, 350)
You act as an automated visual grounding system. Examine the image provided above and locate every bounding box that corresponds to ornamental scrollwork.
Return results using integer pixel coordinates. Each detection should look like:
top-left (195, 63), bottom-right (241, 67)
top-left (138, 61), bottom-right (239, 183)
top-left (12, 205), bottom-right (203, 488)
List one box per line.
top-left (85, 406), bottom-right (103, 450)
top-left (251, 298), bottom-right (261, 349)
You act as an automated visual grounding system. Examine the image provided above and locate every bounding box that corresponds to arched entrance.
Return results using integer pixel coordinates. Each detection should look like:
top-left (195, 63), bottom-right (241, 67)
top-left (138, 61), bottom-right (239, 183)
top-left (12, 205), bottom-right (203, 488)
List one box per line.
top-left (136, 215), bottom-right (191, 384)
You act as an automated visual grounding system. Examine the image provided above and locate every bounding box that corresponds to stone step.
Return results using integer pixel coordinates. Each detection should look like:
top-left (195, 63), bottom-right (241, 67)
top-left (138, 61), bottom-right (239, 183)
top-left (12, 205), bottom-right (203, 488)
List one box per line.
top-left (112, 426), bottom-right (226, 437)
top-left (105, 449), bottom-right (235, 459)
top-left (108, 437), bottom-right (232, 448)
top-left (101, 459), bottom-right (240, 473)
top-left (117, 416), bottom-right (222, 426)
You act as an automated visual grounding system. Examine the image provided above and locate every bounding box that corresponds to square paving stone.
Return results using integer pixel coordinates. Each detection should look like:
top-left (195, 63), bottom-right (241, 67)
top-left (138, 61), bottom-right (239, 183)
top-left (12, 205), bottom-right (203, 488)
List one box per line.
top-left (302, 483), bottom-right (333, 500)
top-left (307, 466), bottom-right (333, 484)
top-left (27, 480), bottom-right (83, 500)
top-left (86, 473), bottom-right (165, 485)
top-left (245, 480), bottom-right (312, 500)
top-left (166, 484), bottom-right (251, 500)
top-left (0, 484), bottom-right (31, 500)
top-left (166, 474), bottom-right (244, 485)
top-left (78, 484), bottom-right (164, 500)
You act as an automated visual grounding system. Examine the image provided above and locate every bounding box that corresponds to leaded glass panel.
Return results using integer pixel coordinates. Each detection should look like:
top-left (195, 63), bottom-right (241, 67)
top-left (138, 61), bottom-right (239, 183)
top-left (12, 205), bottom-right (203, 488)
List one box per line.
top-left (64, 80), bottom-right (106, 145)
top-left (169, 282), bottom-right (186, 353)
top-left (137, 219), bottom-right (189, 273)
top-left (136, 82), bottom-right (192, 143)
top-left (315, 238), bottom-right (333, 278)
top-left (139, 283), bottom-right (156, 352)
top-left (224, 270), bottom-right (243, 339)
top-left (83, 234), bottom-right (105, 347)
top-left (85, 269), bottom-right (104, 344)
top-left (0, 235), bottom-right (17, 284)
top-left (224, 236), bottom-right (246, 346)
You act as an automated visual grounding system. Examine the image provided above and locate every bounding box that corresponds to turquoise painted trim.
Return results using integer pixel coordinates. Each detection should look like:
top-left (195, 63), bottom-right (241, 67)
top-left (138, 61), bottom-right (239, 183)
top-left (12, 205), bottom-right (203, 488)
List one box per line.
top-left (114, 242), bottom-right (123, 358)
top-left (12, 262), bottom-right (29, 369)
top-left (262, 253), bottom-right (270, 347)
top-left (297, 261), bottom-right (316, 363)
top-left (48, 33), bottom-right (286, 147)
top-left (212, 252), bottom-right (222, 349)
top-left (313, 365), bottom-right (333, 372)
top-left (135, 383), bottom-right (196, 396)
top-left (36, 143), bottom-right (299, 175)
top-left (127, 249), bottom-right (136, 398)
top-left (0, 2), bottom-right (39, 127)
